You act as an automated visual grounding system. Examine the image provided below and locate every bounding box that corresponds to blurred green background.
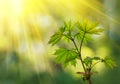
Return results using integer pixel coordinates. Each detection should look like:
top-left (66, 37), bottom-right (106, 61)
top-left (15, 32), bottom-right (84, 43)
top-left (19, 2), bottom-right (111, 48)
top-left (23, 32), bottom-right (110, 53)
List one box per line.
top-left (0, 0), bottom-right (120, 84)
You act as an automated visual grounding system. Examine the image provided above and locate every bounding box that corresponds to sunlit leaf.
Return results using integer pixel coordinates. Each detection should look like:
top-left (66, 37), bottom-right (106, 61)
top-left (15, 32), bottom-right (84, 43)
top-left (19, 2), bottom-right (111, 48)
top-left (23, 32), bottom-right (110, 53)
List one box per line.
top-left (62, 35), bottom-right (71, 43)
top-left (62, 21), bottom-right (74, 32)
top-left (77, 20), bottom-right (103, 34)
top-left (74, 32), bottom-right (92, 44)
top-left (84, 34), bottom-right (92, 44)
top-left (88, 22), bottom-right (99, 30)
top-left (74, 32), bottom-right (82, 41)
top-left (102, 56), bottom-right (117, 68)
top-left (60, 26), bottom-right (66, 33)
top-left (62, 33), bottom-right (72, 42)
top-left (66, 20), bottom-right (74, 31)
top-left (48, 31), bottom-right (63, 46)
top-left (70, 59), bottom-right (77, 67)
top-left (87, 28), bottom-right (104, 34)
top-left (55, 48), bottom-right (78, 67)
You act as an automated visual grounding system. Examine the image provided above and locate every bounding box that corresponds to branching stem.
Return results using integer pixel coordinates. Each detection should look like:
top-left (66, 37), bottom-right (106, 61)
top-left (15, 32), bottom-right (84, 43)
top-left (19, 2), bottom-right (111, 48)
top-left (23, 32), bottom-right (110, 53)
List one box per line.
top-left (70, 32), bottom-right (87, 72)
top-left (63, 31), bottom-right (92, 84)
top-left (71, 38), bottom-right (86, 72)
top-left (79, 32), bottom-right (86, 72)
top-left (91, 60), bottom-right (101, 69)
top-left (79, 32), bottom-right (86, 54)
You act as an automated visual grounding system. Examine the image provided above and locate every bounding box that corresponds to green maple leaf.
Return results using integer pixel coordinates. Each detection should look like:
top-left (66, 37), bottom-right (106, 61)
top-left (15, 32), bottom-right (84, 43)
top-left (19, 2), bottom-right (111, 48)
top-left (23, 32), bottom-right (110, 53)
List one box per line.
top-left (48, 31), bottom-right (63, 46)
top-left (83, 57), bottom-right (93, 66)
top-left (77, 20), bottom-right (104, 34)
top-left (55, 48), bottom-right (78, 67)
top-left (102, 56), bottom-right (117, 68)
top-left (93, 57), bottom-right (101, 60)
top-left (64, 21), bottom-right (74, 31)
top-left (74, 31), bottom-right (92, 44)
top-left (83, 56), bottom-right (101, 67)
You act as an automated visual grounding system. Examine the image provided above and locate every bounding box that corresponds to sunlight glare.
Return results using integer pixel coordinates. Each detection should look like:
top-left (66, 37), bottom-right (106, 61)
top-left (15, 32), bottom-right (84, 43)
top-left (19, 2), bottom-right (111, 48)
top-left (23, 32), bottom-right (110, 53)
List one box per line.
top-left (10, 0), bottom-right (23, 16)
top-left (0, 0), bottom-right (23, 18)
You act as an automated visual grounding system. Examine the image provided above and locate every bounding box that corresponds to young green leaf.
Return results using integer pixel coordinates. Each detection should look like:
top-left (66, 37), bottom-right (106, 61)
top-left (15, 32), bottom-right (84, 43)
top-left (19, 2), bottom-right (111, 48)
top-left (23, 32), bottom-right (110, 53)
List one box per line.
top-left (74, 32), bottom-right (82, 41)
top-left (55, 48), bottom-right (68, 63)
top-left (60, 26), bottom-right (66, 33)
top-left (87, 28), bottom-right (103, 34)
top-left (65, 20), bottom-right (74, 31)
top-left (83, 57), bottom-right (93, 66)
top-left (48, 31), bottom-right (63, 46)
top-left (83, 34), bottom-right (92, 44)
top-left (77, 20), bottom-right (103, 34)
top-left (55, 48), bottom-right (78, 67)
top-left (92, 57), bottom-right (101, 60)
top-left (70, 59), bottom-right (77, 67)
top-left (102, 56), bottom-right (117, 68)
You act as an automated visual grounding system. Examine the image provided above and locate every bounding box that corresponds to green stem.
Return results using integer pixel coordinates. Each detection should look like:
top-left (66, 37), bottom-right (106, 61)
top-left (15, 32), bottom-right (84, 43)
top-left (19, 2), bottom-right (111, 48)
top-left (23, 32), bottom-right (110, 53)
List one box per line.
top-left (79, 32), bottom-right (86, 54)
top-left (91, 60), bottom-right (101, 69)
top-left (71, 38), bottom-right (86, 72)
top-left (79, 32), bottom-right (87, 72)
top-left (63, 32), bottom-right (86, 72)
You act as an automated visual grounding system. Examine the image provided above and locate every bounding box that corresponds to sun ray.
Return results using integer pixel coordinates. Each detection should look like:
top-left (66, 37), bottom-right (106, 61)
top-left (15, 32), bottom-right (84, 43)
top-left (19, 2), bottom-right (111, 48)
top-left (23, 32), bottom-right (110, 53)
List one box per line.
top-left (80, 0), bottom-right (120, 25)
top-left (0, 1), bottom-right (119, 82)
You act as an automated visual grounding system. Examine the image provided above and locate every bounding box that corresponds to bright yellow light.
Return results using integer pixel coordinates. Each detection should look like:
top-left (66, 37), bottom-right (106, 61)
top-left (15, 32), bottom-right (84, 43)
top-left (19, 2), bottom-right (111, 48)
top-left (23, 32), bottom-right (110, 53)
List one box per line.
top-left (0, 0), bottom-right (118, 75)
top-left (10, 0), bottom-right (23, 16)
top-left (0, 0), bottom-right (23, 18)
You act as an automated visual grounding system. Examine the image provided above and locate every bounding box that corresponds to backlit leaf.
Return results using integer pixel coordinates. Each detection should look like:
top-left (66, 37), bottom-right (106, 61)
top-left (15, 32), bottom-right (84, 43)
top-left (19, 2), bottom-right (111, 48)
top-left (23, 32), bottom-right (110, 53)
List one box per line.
top-left (66, 20), bottom-right (74, 31)
top-left (59, 24), bottom-right (66, 33)
top-left (74, 32), bottom-right (82, 41)
top-left (77, 20), bottom-right (103, 34)
top-left (102, 56), bottom-right (117, 68)
top-left (55, 48), bottom-right (78, 67)
top-left (70, 59), bottom-right (77, 67)
top-left (48, 31), bottom-right (63, 46)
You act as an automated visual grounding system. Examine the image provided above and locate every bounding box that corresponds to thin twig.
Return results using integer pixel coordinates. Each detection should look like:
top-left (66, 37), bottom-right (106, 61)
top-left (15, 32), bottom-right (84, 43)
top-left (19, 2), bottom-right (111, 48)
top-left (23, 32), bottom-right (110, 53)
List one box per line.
top-left (79, 32), bottom-right (87, 72)
top-left (91, 60), bottom-right (101, 69)
top-left (79, 32), bottom-right (86, 54)
top-left (63, 32), bottom-right (86, 72)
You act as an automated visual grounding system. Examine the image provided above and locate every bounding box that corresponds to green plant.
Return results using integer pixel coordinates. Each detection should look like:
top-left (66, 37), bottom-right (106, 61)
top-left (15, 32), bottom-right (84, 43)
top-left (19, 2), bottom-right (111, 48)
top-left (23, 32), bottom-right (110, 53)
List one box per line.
top-left (48, 20), bottom-right (116, 84)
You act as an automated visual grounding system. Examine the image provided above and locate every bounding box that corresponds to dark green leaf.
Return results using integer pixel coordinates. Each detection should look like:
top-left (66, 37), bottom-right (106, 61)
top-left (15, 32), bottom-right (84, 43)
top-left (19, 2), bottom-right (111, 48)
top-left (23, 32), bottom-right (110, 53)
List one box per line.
top-left (60, 26), bottom-right (66, 33)
top-left (83, 57), bottom-right (93, 66)
top-left (93, 57), bottom-right (101, 60)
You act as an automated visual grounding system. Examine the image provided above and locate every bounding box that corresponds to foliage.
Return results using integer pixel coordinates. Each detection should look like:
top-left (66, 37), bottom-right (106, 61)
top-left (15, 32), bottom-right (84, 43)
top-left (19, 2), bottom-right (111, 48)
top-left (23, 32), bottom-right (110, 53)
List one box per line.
top-left (48, 20), bottom-right (116, 84)
top-left (55, 48), bottom-right (78, 67)
top-left (102, 56), bottom-right (117, 68)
